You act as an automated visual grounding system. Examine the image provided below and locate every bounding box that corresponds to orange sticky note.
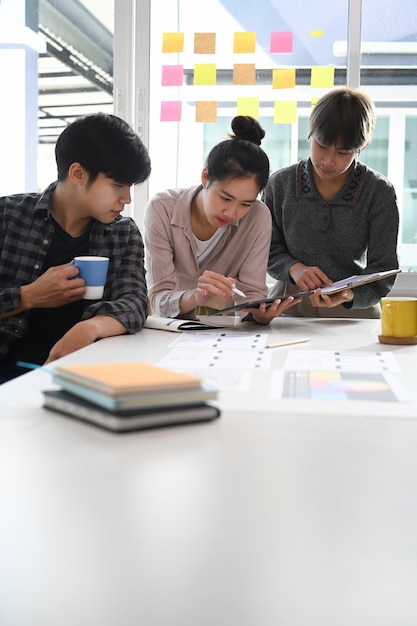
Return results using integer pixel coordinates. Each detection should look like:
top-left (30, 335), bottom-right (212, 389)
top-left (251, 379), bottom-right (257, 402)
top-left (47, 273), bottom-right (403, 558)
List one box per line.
top-left (310, 66), bottom-right (335, 88)
top-left (196, 101), bottom-right (218, 123)
top-left (272, 68), bottom-right (296, 89)
top-left (162, 32), bottom-right (184, 53)
top-left (194, 63), bottom-right (216, 85)
top-left (233, 64), bottom-right (256, 85)
top-left (237, 97), bottom-right (259, 118)
top-left (274, 100), bottom-right (297, 124)
top-left (233, 32), bottom-right (256, 53)
top-left (194, 33), bottom-right (216, 54)
top-left (160, 101), bottom-right (182, 122)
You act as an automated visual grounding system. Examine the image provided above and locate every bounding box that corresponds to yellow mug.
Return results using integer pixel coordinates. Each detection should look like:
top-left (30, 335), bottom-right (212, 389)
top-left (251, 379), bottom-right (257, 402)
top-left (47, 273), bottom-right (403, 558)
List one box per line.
top-left (381, 297), bottom-right (417, 338)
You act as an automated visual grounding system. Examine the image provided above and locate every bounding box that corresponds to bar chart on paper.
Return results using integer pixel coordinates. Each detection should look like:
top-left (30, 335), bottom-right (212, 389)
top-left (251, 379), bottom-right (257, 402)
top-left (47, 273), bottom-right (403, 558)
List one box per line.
top-left (276, 350), bottom-right (408, 403)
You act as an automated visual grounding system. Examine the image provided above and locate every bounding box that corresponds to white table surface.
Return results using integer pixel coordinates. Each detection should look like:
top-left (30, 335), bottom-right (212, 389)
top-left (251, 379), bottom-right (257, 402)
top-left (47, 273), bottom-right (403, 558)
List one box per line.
top-left (2, 316), bottom-right (417, 416)
top-left (1, 317), bottom-right (417, 625)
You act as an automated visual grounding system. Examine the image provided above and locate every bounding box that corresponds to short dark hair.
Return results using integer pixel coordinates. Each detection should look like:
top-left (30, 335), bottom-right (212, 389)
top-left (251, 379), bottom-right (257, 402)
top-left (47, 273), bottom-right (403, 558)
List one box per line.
top-left (55, 112), bottom-right (151, 185)
top-left (205, 116), bottom-right (270, 191)
top-left (308, 88), bottom-right (376, 151)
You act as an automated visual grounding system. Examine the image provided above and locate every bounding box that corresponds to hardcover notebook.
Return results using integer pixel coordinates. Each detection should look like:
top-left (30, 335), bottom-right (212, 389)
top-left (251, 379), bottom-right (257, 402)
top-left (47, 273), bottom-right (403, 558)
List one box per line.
top-left (52, 361), bottom-right (203, 396)
top-left (52, 375), bottom-right (218, 412)
top-left (43, 389), bottom-right (221, 432)
top-left (210, 269), bottom-right (401, 315)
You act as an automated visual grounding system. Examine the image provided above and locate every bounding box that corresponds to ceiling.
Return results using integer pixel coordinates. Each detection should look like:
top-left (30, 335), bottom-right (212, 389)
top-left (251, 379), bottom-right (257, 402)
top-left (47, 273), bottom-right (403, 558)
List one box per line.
top-left (37, 0), bottom-right (114, 144)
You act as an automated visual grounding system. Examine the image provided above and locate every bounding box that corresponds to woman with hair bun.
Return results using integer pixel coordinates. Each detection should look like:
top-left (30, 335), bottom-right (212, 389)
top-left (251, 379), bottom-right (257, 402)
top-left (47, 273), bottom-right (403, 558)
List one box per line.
top-left (144, 116), bottom-right (299, 323)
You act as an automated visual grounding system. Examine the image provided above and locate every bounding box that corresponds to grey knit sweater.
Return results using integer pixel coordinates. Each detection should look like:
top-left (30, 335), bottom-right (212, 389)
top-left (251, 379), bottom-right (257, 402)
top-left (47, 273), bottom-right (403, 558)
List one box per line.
top-left (263, 159), bottom-right (399, 309)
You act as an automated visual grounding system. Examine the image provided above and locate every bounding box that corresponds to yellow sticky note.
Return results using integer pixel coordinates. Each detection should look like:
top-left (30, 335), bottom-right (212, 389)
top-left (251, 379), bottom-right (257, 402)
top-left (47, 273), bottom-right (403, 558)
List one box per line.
top-left (194, 63), bottom-right (217, 85)
top-left (196, 101), bottom-right (218, 123)
top-left (233, 64), bottom-right (256, 85)
top-left (234, 32), bottom-right (256, 53)
top-left (272, 68), bottom-right (296, 89)
top-left (162, 32), bottom-right (184, 53)
top-left (311, 30), bottom-right (324, 38)
top-left (237, 97), bottom-right (259, 118)
top-left (194, 33), bottom-right (216, 54)
top-left (274, 100), bottom-right (297, 124)
top-left (310, 66), bottom-right (335, 88)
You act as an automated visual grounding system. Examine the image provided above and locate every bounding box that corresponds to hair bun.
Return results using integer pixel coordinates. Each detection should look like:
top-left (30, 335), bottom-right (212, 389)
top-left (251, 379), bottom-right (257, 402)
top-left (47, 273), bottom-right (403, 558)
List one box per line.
top-left (230, 115), bottom-right (265, 146)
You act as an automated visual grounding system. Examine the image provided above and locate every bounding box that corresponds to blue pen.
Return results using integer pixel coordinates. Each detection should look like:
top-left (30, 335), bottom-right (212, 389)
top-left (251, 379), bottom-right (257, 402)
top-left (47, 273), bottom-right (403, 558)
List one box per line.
top-left (16, 361), bottom-right (52, 374)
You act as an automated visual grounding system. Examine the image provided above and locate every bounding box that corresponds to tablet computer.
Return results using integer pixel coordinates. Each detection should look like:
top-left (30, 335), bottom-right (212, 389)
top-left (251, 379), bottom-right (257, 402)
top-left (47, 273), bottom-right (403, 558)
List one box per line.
top-left (208, 291), bottom-right (314, 315)
top-left (209, 269), bottom-right (400, 315)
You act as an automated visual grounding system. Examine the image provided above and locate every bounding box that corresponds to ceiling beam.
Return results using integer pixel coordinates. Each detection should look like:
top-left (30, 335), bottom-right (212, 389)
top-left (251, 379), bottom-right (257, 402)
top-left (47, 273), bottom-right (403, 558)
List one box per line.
top-left (39, 0), bottom-right (113, 91)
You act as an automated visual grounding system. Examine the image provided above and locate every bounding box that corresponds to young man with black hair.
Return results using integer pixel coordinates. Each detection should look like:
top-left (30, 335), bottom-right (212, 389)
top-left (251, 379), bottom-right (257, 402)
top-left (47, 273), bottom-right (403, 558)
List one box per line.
top-left (0, 112), bottom-right (151, 382)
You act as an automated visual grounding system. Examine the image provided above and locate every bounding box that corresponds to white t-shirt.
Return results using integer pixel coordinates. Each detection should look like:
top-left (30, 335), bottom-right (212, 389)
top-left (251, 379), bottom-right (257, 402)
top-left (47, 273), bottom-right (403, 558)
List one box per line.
top-left (193, 228), bottom-right (224, 267)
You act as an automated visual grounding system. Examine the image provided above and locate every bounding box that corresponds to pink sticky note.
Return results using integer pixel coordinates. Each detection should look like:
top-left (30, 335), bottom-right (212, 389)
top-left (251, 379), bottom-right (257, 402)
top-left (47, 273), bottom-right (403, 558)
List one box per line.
top-left (160, 101), bottom-right (182, 122)
top-left (162, 65), bottom-right (184, 86)
top-left (270, 31), bottom-right (293, 53)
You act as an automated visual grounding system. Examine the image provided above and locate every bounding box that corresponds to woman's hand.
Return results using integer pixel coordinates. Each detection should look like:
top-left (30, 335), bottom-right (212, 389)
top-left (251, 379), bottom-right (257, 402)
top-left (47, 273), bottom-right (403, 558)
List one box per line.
top-left (309, 288), bottom-right (354, 308)
top-left (180, 271), bottom-right (238, 314)
top-left (242, 296), bottom-right (301, 324)
top-left (195, 270), bottom-right (238, 300)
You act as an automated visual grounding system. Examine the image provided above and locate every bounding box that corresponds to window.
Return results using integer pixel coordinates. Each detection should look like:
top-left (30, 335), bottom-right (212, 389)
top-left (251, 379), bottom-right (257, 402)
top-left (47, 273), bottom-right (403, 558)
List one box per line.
top-left (360, 0), bottom-right (417, 267)
top-left (1, 0), bottom-right (416, 268)
top-left (147, 0), bottom-right (350, 195)
top-left (145, 0), bottom-right (416, 269)
top-left (0, 0), bottom-right (114, 194)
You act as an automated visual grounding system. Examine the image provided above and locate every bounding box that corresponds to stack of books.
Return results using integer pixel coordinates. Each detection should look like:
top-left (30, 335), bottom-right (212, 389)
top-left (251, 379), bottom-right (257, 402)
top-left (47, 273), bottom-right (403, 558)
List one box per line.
top-left (43, 361), bottom-right (220, 432)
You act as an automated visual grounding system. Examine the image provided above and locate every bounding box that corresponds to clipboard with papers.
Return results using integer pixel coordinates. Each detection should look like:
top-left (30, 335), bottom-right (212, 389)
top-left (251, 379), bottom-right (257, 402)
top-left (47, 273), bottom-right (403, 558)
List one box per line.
top-left (318, 268), bottom-right (401, 295)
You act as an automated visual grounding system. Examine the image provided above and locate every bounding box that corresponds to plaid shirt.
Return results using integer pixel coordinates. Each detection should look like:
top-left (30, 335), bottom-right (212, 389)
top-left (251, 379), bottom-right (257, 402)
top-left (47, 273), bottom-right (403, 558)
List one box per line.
top-left (0, 182), bottom-right (148, 360)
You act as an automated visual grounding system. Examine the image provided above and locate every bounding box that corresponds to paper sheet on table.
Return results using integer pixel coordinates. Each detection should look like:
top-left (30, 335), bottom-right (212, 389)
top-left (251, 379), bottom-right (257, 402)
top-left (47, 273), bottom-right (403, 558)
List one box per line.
top-left (271, 369), bottom-right (409, 403)
top-left (168, 331), bottom-right (268, 349)
top-left (283, 350), bottom-right (400, 373)
top-left (158, 346), bottom-right (272, 371)
top-left (276, 350), bottom-right (408, 403)
top-left (158, 331), bottom-right (271, 390)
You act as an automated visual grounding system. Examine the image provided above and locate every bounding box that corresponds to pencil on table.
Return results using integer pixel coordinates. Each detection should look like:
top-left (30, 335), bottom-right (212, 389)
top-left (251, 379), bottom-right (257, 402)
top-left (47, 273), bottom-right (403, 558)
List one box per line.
top-left (265, 338), bottom-right (310, 349)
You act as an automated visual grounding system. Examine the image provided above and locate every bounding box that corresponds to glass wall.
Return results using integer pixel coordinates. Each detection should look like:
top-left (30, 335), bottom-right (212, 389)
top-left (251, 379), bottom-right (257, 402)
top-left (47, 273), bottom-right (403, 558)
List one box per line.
top-left (403, 117), bottom-right (417, 247)
top-left (0, 0), bottom-right (114, 194)
top-left (148, 0), bottom-right (349, 195)
top-left (1, 0), bottom-right (416, 268)
top-left (147, 0), bottom-right (417, 269)
top-left (360, 0), bottom-right (417, 267)
top-left (37, 0), bottom-right (114, 189)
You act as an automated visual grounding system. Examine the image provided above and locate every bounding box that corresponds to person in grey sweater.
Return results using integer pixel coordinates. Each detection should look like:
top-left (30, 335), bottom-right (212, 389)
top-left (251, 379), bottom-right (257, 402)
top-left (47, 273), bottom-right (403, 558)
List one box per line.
top-left (263, 87), bottom-right (399, 318)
